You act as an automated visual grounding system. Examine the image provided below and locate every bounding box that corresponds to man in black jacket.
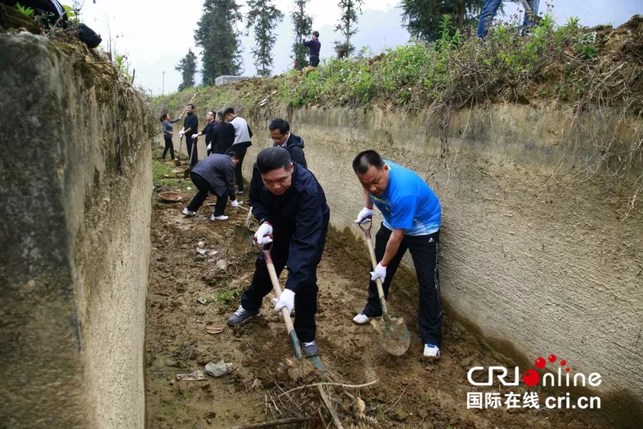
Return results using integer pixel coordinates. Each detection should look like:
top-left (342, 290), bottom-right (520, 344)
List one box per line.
top-left (210, 111), bottom-right (236, 155)
top-left (269, 118), bottom-right (307, 169)
top-left (179, 104), bottom-right (199, 167)
top-left (192, 111), bottom-right (216, 156)
top-left (227, 147), bottom-right (329, 357)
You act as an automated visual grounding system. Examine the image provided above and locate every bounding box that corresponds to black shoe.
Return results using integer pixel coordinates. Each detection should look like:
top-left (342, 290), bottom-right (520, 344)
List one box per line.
top-left (227, 305), bottom-right (259, 327)
top-left (302, 341), bottom-right (319, 357)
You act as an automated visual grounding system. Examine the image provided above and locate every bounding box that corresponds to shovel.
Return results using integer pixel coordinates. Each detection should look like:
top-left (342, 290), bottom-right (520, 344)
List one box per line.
top-left (175, 135), bottom-right (183, 167)
top-left (257, 241), bottom-right (325, 371)
top-left (357, 218), bottom-right (411, 356)
top-left (233, 207), bottom-right (255, 245)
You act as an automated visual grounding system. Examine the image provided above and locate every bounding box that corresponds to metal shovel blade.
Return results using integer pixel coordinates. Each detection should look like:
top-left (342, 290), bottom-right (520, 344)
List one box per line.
top-left (371, 316), bottom-right (411, 356)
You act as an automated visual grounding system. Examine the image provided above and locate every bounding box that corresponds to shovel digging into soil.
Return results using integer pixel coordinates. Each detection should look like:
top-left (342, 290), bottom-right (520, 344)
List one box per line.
top-left (257, 241), bottom-right (326, 372)
top-left (358, 218), bottom-right (411, 356)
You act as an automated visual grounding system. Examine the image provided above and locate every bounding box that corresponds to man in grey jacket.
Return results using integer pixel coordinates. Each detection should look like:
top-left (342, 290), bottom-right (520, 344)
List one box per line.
top-left (182, 152), bottom-right (240, 221)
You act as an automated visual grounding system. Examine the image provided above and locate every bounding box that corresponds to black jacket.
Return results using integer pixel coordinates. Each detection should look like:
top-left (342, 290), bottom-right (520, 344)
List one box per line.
top-left (183, 112), bottom-right (198, 136)
top-left (282, 133), bottom-right (307, 169)
top-left (249, 163), bottom-right (329, 293)
top-left (211, 122), bottom-right (236, 154)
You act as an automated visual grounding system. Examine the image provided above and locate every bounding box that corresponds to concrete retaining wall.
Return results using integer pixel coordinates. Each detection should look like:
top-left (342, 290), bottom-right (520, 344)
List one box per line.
top-left (0, 34), bottom-right (152, 428)
top-left (243, 102), bottom-right (642, 422)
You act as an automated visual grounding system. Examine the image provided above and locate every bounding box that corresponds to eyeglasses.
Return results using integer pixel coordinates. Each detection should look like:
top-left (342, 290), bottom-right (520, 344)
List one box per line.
top-left (269, 133), bottom-right (287, 142)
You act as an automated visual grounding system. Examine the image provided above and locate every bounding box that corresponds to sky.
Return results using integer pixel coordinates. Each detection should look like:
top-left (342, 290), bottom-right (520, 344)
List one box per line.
top-left (76, 0), bottom-right (642, 96)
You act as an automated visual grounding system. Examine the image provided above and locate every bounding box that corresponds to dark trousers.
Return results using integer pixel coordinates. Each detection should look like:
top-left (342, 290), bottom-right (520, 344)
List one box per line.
top-left (310, 56), bottom-right (319, 67)
top-left (186, 173), bottom-right (228, 216)
top-left (232, 143), bottom-right (248, 192)
top-left (162, 136), bottom-right (174, 159)
top-left (186, 135), bottom-right (198, 167)
top-left (362, 225), bottom-right (442, 346)
top-left (240, 225), bottom-right (327, 343)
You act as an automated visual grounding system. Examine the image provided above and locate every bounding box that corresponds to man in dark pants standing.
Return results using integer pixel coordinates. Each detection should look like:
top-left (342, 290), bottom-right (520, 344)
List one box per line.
top-left (302, 31), bottom-right (321, 67)
top-left (268, 118), bottom-right (307, 169)
top-left (352, 150), bottom-right (443, 360)
top-left (227, 147), bottom-right (330, 357)
top-left (179, 103), bottom-right (199, 167)
top-left (223, 107), bottom-right (253, 194)
top-left (182, 151), bottom-right (239, 221)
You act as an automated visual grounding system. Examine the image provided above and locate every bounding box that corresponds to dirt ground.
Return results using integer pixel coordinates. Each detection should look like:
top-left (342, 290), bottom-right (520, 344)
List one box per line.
top-left (145, 156), bottom-right (612, 429)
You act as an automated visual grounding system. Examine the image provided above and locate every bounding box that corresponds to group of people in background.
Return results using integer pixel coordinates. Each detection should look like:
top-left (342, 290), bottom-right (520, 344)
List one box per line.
top-left (157, 102), bottom-right (444, 361)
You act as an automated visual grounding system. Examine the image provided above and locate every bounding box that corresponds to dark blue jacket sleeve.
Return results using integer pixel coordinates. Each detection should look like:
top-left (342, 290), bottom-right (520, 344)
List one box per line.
top-left (248, 165), bottom-right (270, 224)
top-left (284, 191), bottom-right (325, 293)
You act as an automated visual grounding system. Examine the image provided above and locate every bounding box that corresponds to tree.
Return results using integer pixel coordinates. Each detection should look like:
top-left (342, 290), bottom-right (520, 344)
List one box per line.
top-left (291, 0), bottom-right (313, 69)
top-left (247, 0), bottom-right (284, 77)
top-left (334, 0), bottom-right (363, 59)
top-left (401, 0), bottom-right (486, 42)
top-left (194, 0), bottom-right (243, 85)
top-left (175, 49), bottom-right (197, 91)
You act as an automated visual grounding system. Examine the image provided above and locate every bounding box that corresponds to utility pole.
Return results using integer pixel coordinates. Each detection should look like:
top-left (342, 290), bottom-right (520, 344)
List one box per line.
top-left (162, 71), bottom-right (165, 95)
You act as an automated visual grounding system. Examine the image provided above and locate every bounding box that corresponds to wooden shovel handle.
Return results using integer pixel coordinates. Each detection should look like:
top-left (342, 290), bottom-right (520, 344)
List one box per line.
top-left (261, 246), bottom-right (303, 359)
top-left (358, 219), bottom-right (390, 321)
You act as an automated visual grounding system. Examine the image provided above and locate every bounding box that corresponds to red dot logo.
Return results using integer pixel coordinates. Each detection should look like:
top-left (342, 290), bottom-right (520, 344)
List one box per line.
top-left (560, 359), bottom-right (567, 366)
top-left (522, 369), bottom-right (540, 386)
top-left (548, 354), bottom-right (557, 363)
top-left (535, 357), bottom-right (546, 368)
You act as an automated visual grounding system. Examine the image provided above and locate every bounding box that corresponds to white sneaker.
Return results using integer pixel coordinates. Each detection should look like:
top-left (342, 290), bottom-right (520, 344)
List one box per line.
top-left (352, 313), bottom-right (371, 325)
top-left (182, 208), bottom-right (196, 217)
top-left (210, 214), bottom-right (229, 221)
top-left (423, 344), bottom-right (441, 360)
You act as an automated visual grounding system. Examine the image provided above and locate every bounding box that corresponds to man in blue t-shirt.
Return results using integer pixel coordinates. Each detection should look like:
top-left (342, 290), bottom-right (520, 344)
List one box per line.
top-left (352, 150), bottom-right (443, 360)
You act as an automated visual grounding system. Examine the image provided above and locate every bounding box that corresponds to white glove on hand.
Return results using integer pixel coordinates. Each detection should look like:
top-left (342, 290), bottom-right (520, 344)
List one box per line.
top-left (192, 134), bottom-right (198, 139)
top-left (254, 222), bottom-right (273, 245)
top-left (206, 143), bottom-right (212, 150)
top-left (273, 289), bottom-right (295, 314)
top-left (230, 199), bottom-right (239, 208)
top-left (370, 262), bottom-right (387, 282)
top-left (355, 207), bottom-right (374, 223)
top-left (178, 130), bottom-right (185, 138)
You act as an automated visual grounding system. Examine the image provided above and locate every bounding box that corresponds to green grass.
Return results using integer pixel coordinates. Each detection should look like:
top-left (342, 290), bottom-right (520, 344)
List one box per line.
top-left (214, 288), bottom-right (240, 305)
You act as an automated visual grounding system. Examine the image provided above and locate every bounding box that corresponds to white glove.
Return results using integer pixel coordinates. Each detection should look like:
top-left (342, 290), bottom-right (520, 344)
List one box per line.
top-left (230, 199), bottom-right (239, 208)
top-left (206, 143), bottom-right (212, 150)
top-left (355, 207), bottom-right (374, 223)
top-left (254, 222), bottom-right (273, 245)
top-left (192, 133), bottom-right (199, 139)
top-left (178, 130), bottom-right (184, 138)
top-left (370, 262), bottom-right (387, 282)
top-left (273, 289), bottom-right (295, 314)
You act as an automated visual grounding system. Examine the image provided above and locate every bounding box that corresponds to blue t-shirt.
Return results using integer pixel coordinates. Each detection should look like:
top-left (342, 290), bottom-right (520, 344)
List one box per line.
top-left (370, 161), bottom-right (441, 236)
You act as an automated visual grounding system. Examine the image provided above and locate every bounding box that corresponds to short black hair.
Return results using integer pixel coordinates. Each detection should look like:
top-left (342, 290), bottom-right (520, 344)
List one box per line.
top-left (160, 113), bottom-right (167, 122)
top-left (268, 118), bottom-right (290, 134)
top-left (223, 107), bottom-right (235, 116)
top-left (187, 103), bottom-right (195, 109)
top-left (352, 150), bottom-right (385, 175)
top-left (257, 147), bottom-right (292, 174)
top-left (312, 31), bottom-right (319, 38)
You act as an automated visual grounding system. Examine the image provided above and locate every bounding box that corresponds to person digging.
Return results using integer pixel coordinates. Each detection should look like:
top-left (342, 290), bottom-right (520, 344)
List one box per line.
top-left (182, 151), bottom-right (240, 220)
top-left (226, 147), bottom-right (330, 357)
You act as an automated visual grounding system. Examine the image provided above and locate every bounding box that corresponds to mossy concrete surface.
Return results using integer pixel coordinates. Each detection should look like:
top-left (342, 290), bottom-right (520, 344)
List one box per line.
top-left (0, 34), bottom-right (152, 428)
